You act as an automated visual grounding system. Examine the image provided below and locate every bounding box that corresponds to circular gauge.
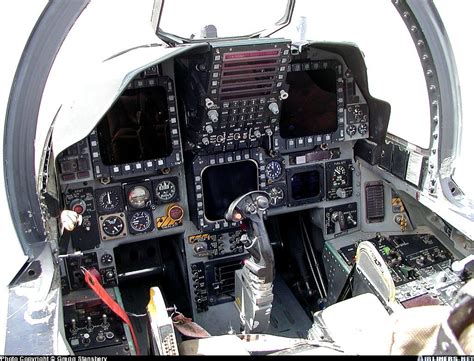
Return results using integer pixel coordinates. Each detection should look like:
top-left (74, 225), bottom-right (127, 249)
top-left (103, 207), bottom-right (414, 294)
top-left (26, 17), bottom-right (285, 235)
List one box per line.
top-left (127, 186), bottom-right (150, 209)
top-left (265, 160), bottom-right (283, 180)
top-left (101, 215), bottom-right (125, 237)
top-left (97, 189), bottom-right (121, 213)
top-left (358, 123), bottom-right (368, 135)
top-left (346, 124), bottom-right (357, 136)
top-left (268, 186), bottom-right (285, 206)
top-left (331, 165), bottom-right (348, 187)
top-left (155, 180), bottom-right (177, 202)
top-left (129, 211), bottom-right (152, 233)
top-left (101, 253), bottom-right (113, 265)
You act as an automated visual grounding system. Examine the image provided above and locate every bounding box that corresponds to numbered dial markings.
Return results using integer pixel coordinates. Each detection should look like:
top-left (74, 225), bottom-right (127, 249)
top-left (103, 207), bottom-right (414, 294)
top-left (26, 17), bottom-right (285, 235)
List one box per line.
top-left (101, 215), bottom-right (125, 237)
top-left (155, 179), bottom-right (177, 202)
top-left (96, 188), bottom-right (121, 214)
top-left (129, 211), bottom-right (153, 233)
top-left (127, 185), bottom-right (151, 209)
top-left (331, 165), bottom-right (348, 187)
top-left (265, 160), bottom-right (283, 180)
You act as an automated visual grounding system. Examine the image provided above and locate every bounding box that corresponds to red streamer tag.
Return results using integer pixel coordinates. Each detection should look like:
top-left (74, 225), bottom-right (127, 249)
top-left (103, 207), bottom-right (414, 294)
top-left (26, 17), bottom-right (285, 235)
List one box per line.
top-left (83, 269), bottom-right (141, 355)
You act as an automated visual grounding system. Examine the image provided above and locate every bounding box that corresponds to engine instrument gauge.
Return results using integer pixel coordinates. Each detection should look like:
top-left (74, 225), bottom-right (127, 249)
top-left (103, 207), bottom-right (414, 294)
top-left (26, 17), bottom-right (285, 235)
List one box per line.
top-left (127, 185), bottom-right (151, 209)
top-left (101, 215), bottom-right (125, 237)
top-left (331, 165), bottom-right (348, 187)
top-left (129, 210), bottom-right (153, 234)
top-left (265, 160), bottom-right (283, 181)
top-left (155, 179), bottom-right (177, 203)
top-left (326, 160), bottom-right (353, 200)
top-left (96, 187), bottom-right (122, 214)
top-left (358, 123), bottom-right (368, 135)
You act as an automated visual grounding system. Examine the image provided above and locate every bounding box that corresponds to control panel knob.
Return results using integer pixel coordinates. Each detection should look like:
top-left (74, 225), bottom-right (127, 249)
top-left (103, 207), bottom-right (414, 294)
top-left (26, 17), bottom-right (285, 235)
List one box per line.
top-left (268, 102), bottom-right (279, 115)
top-left (82, 333), bottom-right (91, 345)
top-left (346, 214), bottom-right (357, 226)
top-left (265, 128), bottom-right (273, 136)
top-left (330, 211), bottom-right (347, 231)
top-left (205, 98), bottom-right (214, 109)
top-left (202, 137), bottom-right (210, 146)
top-left (194, 243), bottom-right (207, 254)
top-left (106, 270), bottom-right (115, 279)
top-left (71, 318), bottom-right (78, 334)
top-left (205, 124), bottom-right (214, 134)
top-left (253, 130), bottom-right (262, 139)
top-left (207, 109), bottom-right (219, 123)
top-left (86, 316), bottom-right (93, 332)
top-left (96, 331), bottom-right (106, 343)
top-left (82, 218), bottom-right (91, 231)
top-left (70, 199), bottom-right (86, 215)
top-left (336, 188), bottom-right (348, 199)
top-left (279, 89), bottom-right (289, 100)
top-left (102, 314), bottom-right (109, 329)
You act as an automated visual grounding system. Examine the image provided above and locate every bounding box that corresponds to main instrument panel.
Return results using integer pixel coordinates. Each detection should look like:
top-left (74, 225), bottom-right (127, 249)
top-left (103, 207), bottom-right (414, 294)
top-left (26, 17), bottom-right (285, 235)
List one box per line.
top-left (57, 38), bottom-right (374, 317)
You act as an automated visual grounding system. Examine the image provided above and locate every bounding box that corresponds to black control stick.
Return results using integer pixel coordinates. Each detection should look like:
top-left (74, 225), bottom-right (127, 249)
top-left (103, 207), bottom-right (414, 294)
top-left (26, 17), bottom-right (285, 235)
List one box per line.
top-left (225, 190), bottom-right (275, 333)
top-left (225, 191), bottom-right (274, 283)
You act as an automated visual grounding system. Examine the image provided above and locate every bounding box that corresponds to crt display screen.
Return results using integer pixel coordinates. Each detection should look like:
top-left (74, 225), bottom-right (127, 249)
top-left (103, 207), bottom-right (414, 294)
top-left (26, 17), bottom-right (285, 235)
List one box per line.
top-left (290, 170), bottom-right (321, 200)
top-left (202, 161), bottom-right (258, 221)
top-left (97, 86), bottom-right (172, 165)
top-left (280, 69), bottom-right (338, 138)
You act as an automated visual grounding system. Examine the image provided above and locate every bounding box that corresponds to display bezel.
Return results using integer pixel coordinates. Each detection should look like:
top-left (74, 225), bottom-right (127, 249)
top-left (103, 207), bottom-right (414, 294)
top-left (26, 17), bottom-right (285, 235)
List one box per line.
top-left (201, 159), bottom-right (259, 223)
top-left (189, 148), bottom-right (278, 232)
top-left (278, 60), bottom-right (345, 153)
top-left (286, 164), bottom-right (325, 206)
top-left (88, 75), bottom-right (182, 181)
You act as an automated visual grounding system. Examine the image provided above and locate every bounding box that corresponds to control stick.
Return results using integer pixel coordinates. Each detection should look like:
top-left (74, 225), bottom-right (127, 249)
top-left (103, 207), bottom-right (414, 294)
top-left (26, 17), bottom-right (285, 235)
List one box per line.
top-left (225, 191), bottom-right (274, 333)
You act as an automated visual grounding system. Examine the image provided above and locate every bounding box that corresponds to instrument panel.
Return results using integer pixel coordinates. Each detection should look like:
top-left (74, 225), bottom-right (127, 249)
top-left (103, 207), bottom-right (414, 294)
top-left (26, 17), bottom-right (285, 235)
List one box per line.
top-left (57, 39), bottom-right (374, 315)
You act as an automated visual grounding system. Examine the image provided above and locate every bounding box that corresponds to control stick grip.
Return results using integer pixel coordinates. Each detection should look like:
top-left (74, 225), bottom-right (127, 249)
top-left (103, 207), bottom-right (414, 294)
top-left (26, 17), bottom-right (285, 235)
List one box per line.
top-left (225, 191), bottom-right (274, 283)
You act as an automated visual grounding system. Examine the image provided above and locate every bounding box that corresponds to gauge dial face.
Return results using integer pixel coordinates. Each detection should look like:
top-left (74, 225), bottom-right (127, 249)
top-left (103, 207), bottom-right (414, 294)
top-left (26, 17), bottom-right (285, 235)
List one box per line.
top-left (331, 165), bottom-right (348, 187)
top-left (101, 215), bottom-right (125, 237)
top-left (155, 180), bottom-right (177, 202)
top-left (127, 186), bottom-right (151, 209)
top-left (101, 253), bottom-right (113, 265)
top-left (265, 160), bottom-right (283, 180)
top-left (97, 189), bottom-right (121, 213)
top-left (358, 123), bottom-right (368, 135)
top-left (129, 211), bottom-right (152, 233)
top-left (268, 186), bottom-right (285, 206)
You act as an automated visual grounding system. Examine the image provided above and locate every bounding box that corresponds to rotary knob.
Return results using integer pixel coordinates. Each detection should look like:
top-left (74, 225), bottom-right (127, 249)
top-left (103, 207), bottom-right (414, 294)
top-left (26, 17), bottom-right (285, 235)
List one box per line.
top-left (205, 124), bottom-right (214, 134)
top-left (207, 109), bottom-right (219, 123)
top-left (193, 243), bottom-right (207, 254)
top-left (268, 102), bottom-right (279, 115)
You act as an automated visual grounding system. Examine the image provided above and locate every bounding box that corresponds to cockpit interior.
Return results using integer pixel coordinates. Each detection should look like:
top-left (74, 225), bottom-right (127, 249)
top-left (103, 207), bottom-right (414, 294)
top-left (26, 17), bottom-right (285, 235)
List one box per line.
top-left (4, 0), bottom-right (474, 356)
